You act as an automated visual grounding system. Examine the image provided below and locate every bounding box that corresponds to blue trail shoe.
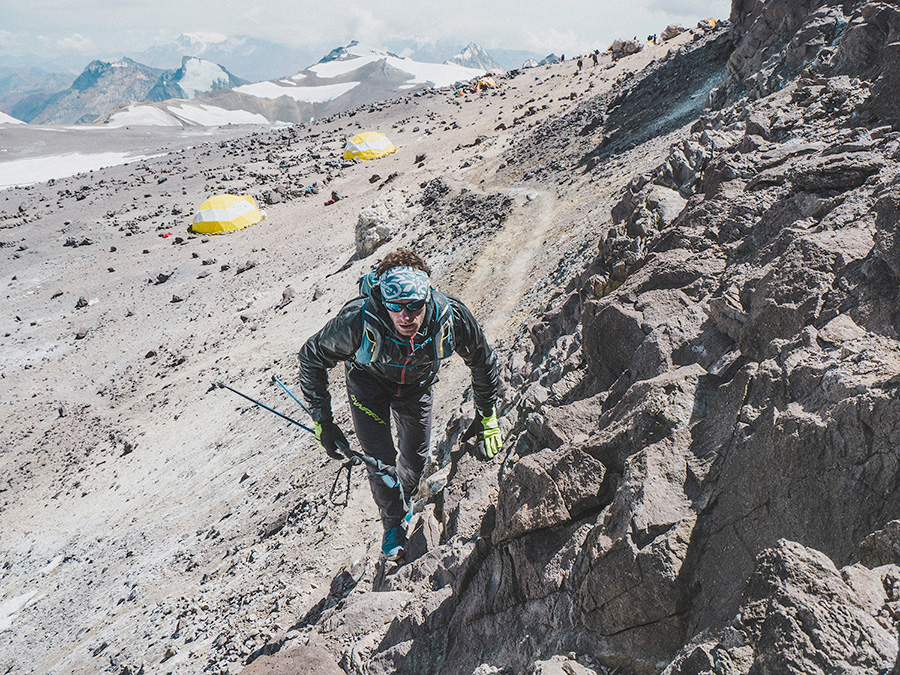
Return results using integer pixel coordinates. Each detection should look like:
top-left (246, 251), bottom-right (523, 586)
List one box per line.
top-left (382, 525), bottom-right (407, 561)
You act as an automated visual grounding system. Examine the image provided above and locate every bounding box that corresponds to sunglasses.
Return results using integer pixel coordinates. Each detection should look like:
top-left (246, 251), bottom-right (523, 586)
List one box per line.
top-left (384, 298), bottom-right (427, 313)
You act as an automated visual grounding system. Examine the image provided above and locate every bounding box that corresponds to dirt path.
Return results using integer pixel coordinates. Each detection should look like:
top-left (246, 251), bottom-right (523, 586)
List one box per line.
top-left (461, 187), bottom-right (560, 340)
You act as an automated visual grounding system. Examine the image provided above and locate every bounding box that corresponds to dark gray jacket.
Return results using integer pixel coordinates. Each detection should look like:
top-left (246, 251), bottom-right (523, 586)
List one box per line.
top-left (298, 288), bottom-right (499, 422)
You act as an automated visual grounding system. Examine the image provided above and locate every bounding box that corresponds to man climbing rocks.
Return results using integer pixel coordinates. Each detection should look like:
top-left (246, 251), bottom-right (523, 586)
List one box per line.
top-left (298, 249), bottom-right (502, 562)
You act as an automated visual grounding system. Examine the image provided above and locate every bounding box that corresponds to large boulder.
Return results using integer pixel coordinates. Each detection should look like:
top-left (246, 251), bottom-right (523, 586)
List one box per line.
top-left (661, 24), bottom-right (686, 41)
top-left (609, 39), bottom-right (644, 60)
top-left (240, 646), bottom-right (344, 674)
top-left (581, 301), bottom-right (645, 390)
top-left (663, 540), bottom-right (898, 675)
top-left (355, 199), bottom-right (409, 257)
top-left (492, 445), bottom-right (608, 544)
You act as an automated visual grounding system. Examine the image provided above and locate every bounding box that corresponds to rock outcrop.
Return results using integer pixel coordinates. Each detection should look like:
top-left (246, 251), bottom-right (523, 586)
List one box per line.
top-left (28, 57), bottom-right (165, 124)
top-left (286, 1), bottom-right (900, 673)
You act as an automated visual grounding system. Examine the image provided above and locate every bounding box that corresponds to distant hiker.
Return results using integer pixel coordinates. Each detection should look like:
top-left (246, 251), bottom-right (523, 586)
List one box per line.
top-left (298, 249), bottom-right (502, 562)
top-left (591, 52), bottom-right (599, 66)
top-left (577, 57), bottom-right (583, 71)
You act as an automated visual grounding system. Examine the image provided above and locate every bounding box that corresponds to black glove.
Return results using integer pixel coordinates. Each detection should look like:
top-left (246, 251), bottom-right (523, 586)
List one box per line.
top-left (314, 419), bottom-right (348, 460)
top-left (461, 408), bottom-right (503, 460)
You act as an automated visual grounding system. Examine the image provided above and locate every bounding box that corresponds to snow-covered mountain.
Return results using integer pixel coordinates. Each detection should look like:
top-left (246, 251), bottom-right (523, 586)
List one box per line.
top-left (25, 56), bottom-right (250, 125)
top-left (26, 58), bottom-right (165, 124)
top-left (308, 42), bottom-right (485, 87)
top-left (445, 43), bottom-right (501, 71)
top-left (385, 39), bottom-right (542, 72)
top-left (96, 42), bottom-right (488, 128)
top-left (132, 33), bottom-right (318, 82)
top-left (146, 56), bottom-right (247, 101)
top-left (0, 109), bottom-right (25, 124)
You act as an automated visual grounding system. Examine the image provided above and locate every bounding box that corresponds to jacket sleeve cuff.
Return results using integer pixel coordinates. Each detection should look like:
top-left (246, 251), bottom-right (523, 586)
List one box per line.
top-left (310, 408), bottom-right (333, 423)
top-left (477, 404), bottom-right (496, 419)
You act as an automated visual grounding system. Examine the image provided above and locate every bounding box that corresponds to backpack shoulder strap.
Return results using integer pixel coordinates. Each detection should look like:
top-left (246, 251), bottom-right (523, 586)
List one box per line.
top-left (358, 270), bottom-right (378, 297)
top-left (355, 297), bottom-right (384, 364)
top-left (432, 291), bottom-right (455, 359)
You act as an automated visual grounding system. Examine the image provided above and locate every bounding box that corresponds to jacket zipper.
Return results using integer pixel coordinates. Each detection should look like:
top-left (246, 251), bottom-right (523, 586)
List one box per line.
top-left (398, 334), bottom-right (416, 396)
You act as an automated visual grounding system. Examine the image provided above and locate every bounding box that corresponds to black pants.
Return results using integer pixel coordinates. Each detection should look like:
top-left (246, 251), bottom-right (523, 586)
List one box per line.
top-left (345, 364), bottom-right (433, 529)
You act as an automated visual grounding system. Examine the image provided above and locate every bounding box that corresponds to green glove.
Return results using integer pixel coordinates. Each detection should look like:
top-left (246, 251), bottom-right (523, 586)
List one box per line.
top-left (314, 419), bottom-right (348, 460)
top-left (462, 407), bottom-right (503, 460)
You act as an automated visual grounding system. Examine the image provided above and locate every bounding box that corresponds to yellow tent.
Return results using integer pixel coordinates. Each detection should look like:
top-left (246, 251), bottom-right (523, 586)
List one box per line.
top-left (343, 131), bottom-right (396, 161)
top-left (190, 194), bottom-right (264, 235)
top-left (476, 77), bottom-right (499, 91)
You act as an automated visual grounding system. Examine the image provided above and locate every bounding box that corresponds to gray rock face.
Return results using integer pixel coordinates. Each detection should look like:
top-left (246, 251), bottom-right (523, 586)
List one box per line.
top-left (663, 540), bottom-right (898, 675)
top-left (28, 57), bottom-right (165, 124)
top-left (147, 2), bottom-right (900, 674)
top-left (304, 2), bottom-right (900, 673)
top-left (492, 446), bottom-right (608, 544)
top-left (874, 187), bottom-right (900, 278)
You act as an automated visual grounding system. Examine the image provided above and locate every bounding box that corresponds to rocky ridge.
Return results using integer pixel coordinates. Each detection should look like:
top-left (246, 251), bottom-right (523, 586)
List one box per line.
top-left (291, 1), bottom-right (900, 673)
top-left (146, 57), bottom-right (247, 102)
top-left (28, 57), bottom-right (166, 124)
top-left (3, 2), bottom-right (900, 674)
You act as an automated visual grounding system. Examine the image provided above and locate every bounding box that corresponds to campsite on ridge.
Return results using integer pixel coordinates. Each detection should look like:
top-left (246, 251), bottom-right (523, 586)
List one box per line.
top-left (3, 1), bottom-right (900, 673)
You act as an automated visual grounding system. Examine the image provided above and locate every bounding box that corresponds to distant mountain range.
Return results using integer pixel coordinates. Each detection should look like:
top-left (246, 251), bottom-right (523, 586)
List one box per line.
top-left (94, 42), bottom-right (489, 127)
top-left (384, 39), bottom-right (542, 71)
top-left (0, 66), bottom-right (75, 122)
top-left (20, 56), bottom-right (245, 125)
top-left (27, 58), bottom-right (164, 124)
top-left (0, 38), bottom-right (547, 127)
top-left (445, 44), bottom-right (501, 71)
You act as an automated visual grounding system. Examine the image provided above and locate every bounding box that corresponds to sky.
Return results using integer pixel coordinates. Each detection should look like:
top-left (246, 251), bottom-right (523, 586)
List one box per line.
top-left (0, 0), bottom-right (731, 67)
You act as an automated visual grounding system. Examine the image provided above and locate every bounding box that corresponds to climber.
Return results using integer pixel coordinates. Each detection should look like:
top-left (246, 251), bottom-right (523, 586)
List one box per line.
top-left (298, 249), bottom-right (502, 562)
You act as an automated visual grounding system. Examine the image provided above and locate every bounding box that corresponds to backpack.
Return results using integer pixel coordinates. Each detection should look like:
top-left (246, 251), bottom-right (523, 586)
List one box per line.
top-left (355, 270), bottom-right (455, 364)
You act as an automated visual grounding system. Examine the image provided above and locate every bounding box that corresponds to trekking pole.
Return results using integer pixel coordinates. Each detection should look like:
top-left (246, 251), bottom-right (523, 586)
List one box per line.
top-left (270, 375), bottom-right (399, 487)
top-left (216, 382), bottom-right (315, 434)
top-left (330, 460), bottom-right (354, 506)
top-left (217, 380), bottom-right (398, 485)
top-left (271, 375), bottom-right (311, 415)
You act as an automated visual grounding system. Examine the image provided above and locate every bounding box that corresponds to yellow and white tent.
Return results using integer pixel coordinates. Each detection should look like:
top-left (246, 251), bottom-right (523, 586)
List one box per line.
top-left (190, 194), bottom-right (264, 235)
top-left (475, 76), bottom-right (499, 91)
top-left (343, 131), bottom-right (396, 161)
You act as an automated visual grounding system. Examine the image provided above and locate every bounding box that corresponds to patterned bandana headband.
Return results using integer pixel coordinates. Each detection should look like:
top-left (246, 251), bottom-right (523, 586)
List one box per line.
top-left (379, 266), bottom-right (431, 303)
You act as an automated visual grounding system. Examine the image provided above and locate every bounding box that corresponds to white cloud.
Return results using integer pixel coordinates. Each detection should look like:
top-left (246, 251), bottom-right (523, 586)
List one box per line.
top-left (0, 1), bottom-right (733, 65)
top-left (519, 27), bottom-right (585, 56)
top-left (240, 7), bottom-right (264, 22)
top-left (647, 0), bottom-right (729, 17)
top-left (340, 7), bottom-right (392, 46)
top-left (56, 33), bottom-right (95, 52)
top-left (0, 29), bottom-right (40, 55)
